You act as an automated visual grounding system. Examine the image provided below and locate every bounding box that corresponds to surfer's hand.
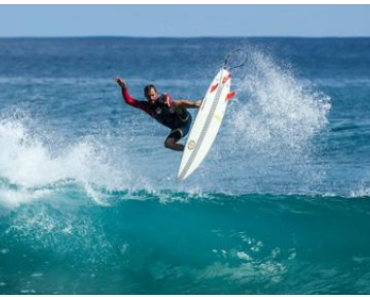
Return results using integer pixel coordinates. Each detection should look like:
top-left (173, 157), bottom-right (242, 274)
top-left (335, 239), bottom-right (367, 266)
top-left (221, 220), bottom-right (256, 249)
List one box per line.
top-left (115, 77), bottom-right (126, 88)
top-left (195, 100), bottom-right (202, 108)
top-left (164, 97), bottom-right (171, 107)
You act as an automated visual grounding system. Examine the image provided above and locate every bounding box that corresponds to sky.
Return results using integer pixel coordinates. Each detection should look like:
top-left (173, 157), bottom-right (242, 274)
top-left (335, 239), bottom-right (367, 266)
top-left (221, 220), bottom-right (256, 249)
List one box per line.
top-left (0, 5), bottom-right (370, 37)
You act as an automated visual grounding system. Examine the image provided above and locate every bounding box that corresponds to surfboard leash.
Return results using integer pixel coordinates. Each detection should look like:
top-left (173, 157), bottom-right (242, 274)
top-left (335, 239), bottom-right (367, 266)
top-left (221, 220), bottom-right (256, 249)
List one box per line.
top-left (222, 48), bottom-right (248, 71)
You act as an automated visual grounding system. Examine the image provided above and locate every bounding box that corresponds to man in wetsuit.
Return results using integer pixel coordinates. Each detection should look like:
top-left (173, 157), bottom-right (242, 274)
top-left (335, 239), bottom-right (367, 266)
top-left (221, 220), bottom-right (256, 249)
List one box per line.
top-left (115, 77), bottom-right (202, 152)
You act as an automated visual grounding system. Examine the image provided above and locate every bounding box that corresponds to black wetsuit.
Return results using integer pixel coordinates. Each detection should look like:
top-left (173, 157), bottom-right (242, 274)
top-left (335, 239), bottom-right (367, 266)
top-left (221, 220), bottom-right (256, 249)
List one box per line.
top-left (121, 87), bottom-right (192, 140)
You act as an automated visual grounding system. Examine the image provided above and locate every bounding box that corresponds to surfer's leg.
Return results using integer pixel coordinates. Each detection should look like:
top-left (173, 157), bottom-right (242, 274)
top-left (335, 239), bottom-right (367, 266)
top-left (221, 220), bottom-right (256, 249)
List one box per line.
top-left (165, 130), bottom-right (184, 151)
top-left (164, 137), bottom-right (184, 151)
top-left (164, 115), bottom-right (192, 151)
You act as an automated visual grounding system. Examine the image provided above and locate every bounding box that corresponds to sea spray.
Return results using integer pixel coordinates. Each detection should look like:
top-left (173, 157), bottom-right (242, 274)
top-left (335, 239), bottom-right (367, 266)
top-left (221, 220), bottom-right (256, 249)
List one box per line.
top-left (228, 50), bottom-right (331, 154)
top-left (212, 50), bottom-right (332, 193)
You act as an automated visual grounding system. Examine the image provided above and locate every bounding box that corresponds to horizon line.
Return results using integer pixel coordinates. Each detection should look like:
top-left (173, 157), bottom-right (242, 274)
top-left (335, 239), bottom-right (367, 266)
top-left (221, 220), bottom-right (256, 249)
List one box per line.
top-left (1, 35), bottom-right (370, 39)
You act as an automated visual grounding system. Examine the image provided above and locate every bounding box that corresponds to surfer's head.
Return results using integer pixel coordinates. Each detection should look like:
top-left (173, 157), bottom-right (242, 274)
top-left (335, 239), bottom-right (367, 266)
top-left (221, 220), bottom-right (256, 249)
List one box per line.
top-left (144, 84), bottom-right (159, 103)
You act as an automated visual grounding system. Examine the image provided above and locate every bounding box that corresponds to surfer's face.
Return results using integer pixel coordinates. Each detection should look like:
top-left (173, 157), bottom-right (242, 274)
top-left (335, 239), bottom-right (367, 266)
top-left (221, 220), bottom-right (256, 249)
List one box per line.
top-left (145, 88), bottom-right (159, 103)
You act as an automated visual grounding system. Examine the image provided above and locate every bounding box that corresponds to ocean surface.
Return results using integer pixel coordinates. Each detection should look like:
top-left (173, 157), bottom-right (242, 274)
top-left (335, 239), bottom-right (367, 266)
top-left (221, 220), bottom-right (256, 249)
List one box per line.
top-left (0, 37), bottom-right (370, 294)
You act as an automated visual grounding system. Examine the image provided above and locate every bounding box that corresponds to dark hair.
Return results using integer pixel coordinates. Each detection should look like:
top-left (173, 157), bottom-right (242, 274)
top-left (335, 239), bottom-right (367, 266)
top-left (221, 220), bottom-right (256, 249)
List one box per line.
top-left (144, 84), bottom-right (157, 98)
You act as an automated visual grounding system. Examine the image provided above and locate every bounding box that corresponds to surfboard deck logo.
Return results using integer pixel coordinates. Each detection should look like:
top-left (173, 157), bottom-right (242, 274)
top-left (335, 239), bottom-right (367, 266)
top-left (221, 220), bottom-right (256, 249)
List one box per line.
top-left (187, 140), bottom-right (196, 150)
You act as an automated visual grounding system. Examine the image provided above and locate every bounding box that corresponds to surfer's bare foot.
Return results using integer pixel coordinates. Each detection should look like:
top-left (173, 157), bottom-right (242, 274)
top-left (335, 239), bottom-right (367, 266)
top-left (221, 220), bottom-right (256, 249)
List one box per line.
top-left (115, 77), bottom-right (126, 88)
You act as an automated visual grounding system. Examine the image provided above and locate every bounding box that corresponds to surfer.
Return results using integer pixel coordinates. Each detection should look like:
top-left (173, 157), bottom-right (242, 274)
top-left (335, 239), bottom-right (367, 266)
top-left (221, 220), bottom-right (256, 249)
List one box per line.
top-left (115, 77), bottom-right (202, 151)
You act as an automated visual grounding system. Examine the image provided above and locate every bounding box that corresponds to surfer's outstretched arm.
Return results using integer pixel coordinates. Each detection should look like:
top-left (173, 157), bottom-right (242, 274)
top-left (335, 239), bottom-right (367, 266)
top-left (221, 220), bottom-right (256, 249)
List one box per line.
top-left (115, 77), bottom-right (151, 114)
top-left (115, 77), bottom-right (137, 105)
top-left (173, 100), bottom-right (202, 109)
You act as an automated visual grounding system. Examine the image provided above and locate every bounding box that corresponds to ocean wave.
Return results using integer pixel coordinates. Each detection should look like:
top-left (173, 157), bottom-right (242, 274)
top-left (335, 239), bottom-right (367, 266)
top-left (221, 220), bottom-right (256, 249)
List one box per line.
top-left (0, 187), bottom-right (370, 294)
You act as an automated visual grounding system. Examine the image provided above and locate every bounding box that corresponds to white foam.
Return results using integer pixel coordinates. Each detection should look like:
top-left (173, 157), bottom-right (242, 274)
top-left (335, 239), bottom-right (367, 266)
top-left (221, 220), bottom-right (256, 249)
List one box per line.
top-left (350, 185), bottom-right (370, 198)
top-left (0, 117), bottom-right (134, 207)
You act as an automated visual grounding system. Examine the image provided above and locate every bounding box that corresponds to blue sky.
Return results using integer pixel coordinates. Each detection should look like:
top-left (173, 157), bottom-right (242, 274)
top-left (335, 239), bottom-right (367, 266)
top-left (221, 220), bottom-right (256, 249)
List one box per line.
top-left (1, 5), bottom-right (370, 37)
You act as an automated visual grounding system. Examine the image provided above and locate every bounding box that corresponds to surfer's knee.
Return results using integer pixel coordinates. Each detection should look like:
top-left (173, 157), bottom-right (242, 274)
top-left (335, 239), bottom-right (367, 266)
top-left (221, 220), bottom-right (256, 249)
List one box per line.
top-left (165, 137), bottom-right (184, 151)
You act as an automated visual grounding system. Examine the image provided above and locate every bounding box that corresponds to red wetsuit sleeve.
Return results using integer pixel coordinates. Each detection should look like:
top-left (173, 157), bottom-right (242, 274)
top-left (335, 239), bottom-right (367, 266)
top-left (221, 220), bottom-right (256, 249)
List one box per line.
top-left (121, 87), bottom-right (152, 115)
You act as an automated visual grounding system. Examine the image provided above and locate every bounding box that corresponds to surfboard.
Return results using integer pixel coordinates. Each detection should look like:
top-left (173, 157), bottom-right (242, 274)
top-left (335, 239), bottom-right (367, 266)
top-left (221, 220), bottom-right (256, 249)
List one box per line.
top-left (178, 68), bottom-right (235, 181)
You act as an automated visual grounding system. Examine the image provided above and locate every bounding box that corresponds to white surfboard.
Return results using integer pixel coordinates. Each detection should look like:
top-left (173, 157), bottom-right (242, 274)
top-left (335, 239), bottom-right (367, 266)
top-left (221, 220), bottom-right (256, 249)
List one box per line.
top-left (178, 68), bottom-right (234, 181)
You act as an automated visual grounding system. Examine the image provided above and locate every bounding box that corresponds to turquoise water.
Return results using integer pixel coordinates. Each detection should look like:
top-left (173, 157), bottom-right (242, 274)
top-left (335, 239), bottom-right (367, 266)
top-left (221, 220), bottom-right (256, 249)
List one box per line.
top-left (0, 38), bottom-right (370, 294)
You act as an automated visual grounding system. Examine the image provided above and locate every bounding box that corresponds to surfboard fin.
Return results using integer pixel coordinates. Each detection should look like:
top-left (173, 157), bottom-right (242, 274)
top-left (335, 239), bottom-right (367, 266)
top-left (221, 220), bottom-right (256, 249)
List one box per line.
top-left (226, 91), bottom-right (236, 100)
